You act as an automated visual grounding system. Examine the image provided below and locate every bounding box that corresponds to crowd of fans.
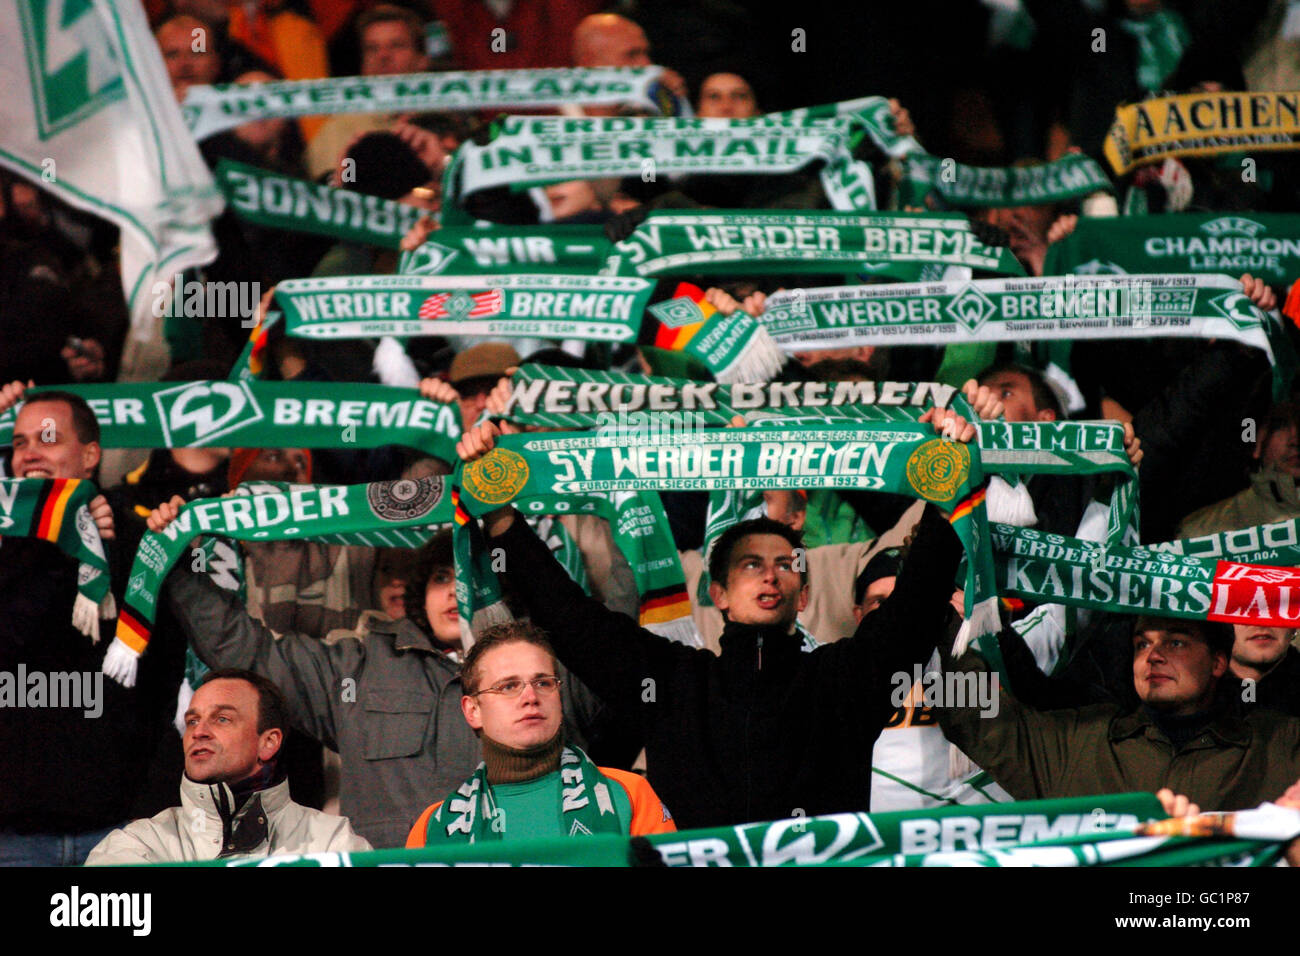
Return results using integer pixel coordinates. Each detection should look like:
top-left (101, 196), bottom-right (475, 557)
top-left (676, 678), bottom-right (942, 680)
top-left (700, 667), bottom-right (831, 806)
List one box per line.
top-left (3, 0), bottom-right (1300, 866)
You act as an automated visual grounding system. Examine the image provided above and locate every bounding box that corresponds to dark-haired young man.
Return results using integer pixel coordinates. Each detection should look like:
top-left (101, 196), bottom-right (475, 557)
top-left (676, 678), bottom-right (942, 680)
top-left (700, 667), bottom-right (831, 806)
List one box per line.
top-left (407, 622), bottom-right (673, 846)
top-left (936, 617), bottom-right (1300, 810)
top-left (86, 669), bottom-right (370, 863)
top-left (457, 410), bottom-right (975, 829)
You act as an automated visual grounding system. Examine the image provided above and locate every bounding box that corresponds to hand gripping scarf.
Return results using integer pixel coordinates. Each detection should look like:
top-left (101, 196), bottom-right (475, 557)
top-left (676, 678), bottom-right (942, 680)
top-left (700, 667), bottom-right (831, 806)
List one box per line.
top-left (0, 382), bottom-right (461, 465)
top-left (0, 478), bottom-right (114, 640)
top-left (109, 478), bottom-right (454, 687)
top-left (452, 424), bottom-right (1002, 656)
top-left (422, 746), bottom-right (625, 845)
top-left (758, 273), bottom-right (1297, 400)
top-left (1104, 90), bottom-right (1300, 175)
top-left (182, 66), bottom-right (685, 141)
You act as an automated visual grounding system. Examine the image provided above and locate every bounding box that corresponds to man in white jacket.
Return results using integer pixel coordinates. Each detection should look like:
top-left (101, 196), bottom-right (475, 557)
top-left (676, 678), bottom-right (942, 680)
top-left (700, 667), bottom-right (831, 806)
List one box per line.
top-left (86, 670), bottom-right (370, 864)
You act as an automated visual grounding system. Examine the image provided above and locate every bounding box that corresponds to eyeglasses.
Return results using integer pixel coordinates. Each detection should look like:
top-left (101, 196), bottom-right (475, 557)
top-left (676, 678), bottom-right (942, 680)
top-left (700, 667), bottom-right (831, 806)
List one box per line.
top-left (472, 676), bottom-right (562, 698)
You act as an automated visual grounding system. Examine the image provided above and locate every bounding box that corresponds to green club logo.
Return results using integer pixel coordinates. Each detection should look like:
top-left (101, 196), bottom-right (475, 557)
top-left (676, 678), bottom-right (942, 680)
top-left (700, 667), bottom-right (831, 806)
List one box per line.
top-left (648, 298), bottom-right (706, 329)
top-left (403, 240), bottom-right (460, 276)
top-left (443, 292), bottom-right (475, 320)
top-left (1207, 291), bottom-right (1263, 331)
top-left (945, 285), bottom-right (998, 333)
top-left (18, 0), bottom-right (127, 140)
top-left (153, 381), bottom-right (265, 446)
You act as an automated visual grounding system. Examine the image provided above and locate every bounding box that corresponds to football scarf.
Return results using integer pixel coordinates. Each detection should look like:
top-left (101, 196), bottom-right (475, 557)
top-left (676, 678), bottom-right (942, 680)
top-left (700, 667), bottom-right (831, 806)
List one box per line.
top-left (182, 66), bottom-right (684, 141)
top-left (1105, 91), bottom-right (1300, 175)
top-left (443, 108), bottom-right (881, 220)
top-left (422, 745), bottom-right (625, 845)
top-left (606, 210), bottom-right (1027, 280)
top-left (453, 424), bottom-right (1001, 655)
top-left (1042, 212), bottom-right (1300, 287)
top-left (0, 478), bottom-right (113, 641)
top-left (0, 382), bottom-right (462, 466)
top-left (897, 153), bottom-right (1113, 209)
top-left (194, 792), bottom-right (1299, 867)
top-left (399, 225), bottom-right (610, 277)
top-left (108, 478), bottom-right (454, 687)
top-left (757, 273), bottom-right (1296, 399)
top-left (640, 282), bottom-right (786, 383)
top-left (272, 273), bottom-right (654, 344)
top-left (215, 159), bottom-right (424, 250)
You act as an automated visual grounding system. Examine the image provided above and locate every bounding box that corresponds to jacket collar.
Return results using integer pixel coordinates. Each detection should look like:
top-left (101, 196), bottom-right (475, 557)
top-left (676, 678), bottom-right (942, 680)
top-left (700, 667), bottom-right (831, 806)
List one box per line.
top-left (719, 618), bottom-right (804, 669)
top-left (366, 612), bottom-right (461, 661)
top-left (1109, 704), bottom-right (1252, 749)
top-left (181, 774), bottom-right (292, 817)
top-left (1250, 468), bottom-right (1300, 509)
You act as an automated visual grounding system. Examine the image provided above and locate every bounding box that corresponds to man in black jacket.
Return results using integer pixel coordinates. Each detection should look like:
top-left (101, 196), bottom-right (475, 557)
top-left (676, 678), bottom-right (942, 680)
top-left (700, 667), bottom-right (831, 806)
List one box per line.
top-left (456, 410), bottom-right (972, 830)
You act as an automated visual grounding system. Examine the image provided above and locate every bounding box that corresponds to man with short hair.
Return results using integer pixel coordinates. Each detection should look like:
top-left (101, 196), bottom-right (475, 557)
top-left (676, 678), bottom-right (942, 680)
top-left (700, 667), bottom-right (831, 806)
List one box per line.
top-left (696, 72), bottom-right (758, 119)
top-left (936, 617), bottom-right (1300, 810)
top-left (457, 407), bottom-right (974, 829)
top-left (0, 387), bottom-right (178, 865)
top-left (86, 670), bottom-right (370, 863)
top-left (1228, 624), bottom-right (1300, 717)
top-left (407, 623), bottom-right (673, 845)
top-left (305, 5), bottom-right (433, 179)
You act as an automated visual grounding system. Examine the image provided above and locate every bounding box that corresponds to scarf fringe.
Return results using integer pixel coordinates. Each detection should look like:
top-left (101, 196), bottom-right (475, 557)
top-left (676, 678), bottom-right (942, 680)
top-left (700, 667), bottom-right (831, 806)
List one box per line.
top-left (372, 336), bottom-right (421, 388)
top-left (71, 593), bottom-right (101, 644)
top-left (102, 638), bottom-right (141, 688)
top-left (713, 324), bottom-right (786, 384)
top-left (952, 595), bottom-right (1001, 660)
top-left (644, 617), bottom-right (704, 648)
top-left (460, 600), bottom-right (515, 651)
top-left (986, 476), bottom-right (1037, 527)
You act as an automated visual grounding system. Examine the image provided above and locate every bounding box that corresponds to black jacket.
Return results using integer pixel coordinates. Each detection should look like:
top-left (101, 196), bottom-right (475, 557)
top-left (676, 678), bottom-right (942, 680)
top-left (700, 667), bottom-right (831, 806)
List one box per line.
top-left (492, 503), bottom-right (963, 830)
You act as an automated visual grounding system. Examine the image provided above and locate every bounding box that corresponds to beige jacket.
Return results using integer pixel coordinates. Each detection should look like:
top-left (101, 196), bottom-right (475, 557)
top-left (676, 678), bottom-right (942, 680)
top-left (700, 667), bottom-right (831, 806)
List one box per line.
top-left (85, 776), bottom-right (371, 865)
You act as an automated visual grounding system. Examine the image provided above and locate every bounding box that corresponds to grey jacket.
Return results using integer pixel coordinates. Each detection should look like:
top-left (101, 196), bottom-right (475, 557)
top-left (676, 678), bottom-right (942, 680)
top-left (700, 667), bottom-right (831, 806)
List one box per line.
top-left (85, 776), bottom-right (370, 865)
top-left (167, 565), bottom-right (604, 849)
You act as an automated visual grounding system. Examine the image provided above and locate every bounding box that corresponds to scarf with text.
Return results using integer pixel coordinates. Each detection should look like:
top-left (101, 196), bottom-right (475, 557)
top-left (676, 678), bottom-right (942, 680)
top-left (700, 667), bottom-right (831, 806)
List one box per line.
top-left (758, 273), bottom-right (1296, 399)
top-left (0, 478), bottom-right (113, 641)
top-left (399, 225), bottom-right (610, 277)
top-left (1042, 212), bottom-right (1300, 287)
top-left (272, 273), bottom-right (654, 344)
top-left (215, 159), bottom-right (423, 250)
top-left (197, 792), bottom-right (1298, 867)
top-left (442, 109), bottom-right (879, 221)
top-left (182, 67), bottom-right (683, 141)
top-left (109, 479), bottom-right (454, 687)
top-left (1104, 90), bottom-right (1300, 175)
top-left (897, 153), bottom-right (1113, 209)
top-left (453, 424), bottom-right (1000, 653)
top-left (640, 282), bottom-right (786, 383)
top-left (606, 210), bottom-right (1027, 281)
top-left (0, 382), bottom-right (461, 465)
top-left (424, 745), bottom-right (625, 845)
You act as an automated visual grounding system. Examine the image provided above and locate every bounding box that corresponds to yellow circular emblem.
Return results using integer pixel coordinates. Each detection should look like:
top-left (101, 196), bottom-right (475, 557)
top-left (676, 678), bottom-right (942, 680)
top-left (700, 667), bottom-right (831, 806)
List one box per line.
top-left (905, 439), bottom-right (969, 504)
top-left (462, 448), bottom-right (530, 505)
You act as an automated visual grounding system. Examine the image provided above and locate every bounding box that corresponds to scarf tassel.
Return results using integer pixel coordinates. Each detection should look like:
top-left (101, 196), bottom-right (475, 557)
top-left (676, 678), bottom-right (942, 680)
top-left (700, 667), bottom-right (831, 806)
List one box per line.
top-left (102, 637), bottom-right (141, 688)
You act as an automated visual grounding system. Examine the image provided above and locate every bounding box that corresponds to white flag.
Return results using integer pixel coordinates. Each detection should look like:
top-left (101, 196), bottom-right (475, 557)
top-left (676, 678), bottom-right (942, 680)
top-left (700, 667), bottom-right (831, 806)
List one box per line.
top-left (0, 0), bottom-right (223, 342)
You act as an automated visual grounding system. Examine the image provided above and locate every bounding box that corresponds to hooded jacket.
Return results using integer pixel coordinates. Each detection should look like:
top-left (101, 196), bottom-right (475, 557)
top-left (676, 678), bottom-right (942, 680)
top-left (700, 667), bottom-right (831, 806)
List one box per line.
top-left (489, 503), bottom-right (963, 830)
top-left (85, 776), bottom-right (369, 865)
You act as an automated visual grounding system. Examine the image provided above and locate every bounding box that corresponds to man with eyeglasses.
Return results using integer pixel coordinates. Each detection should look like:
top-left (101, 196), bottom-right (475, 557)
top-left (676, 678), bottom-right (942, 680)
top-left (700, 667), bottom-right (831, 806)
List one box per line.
top-left (407, 622), bottom-right (675, 846)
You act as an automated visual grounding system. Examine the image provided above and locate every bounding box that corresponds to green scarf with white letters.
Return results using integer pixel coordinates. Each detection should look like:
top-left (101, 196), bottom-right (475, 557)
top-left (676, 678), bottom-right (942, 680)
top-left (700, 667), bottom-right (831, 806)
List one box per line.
top-left (897, 154), bottom-right (1113, 209)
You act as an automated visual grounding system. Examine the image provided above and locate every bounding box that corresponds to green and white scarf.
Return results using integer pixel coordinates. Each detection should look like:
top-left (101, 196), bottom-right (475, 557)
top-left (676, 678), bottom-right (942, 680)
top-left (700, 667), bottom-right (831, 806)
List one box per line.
top-left (758, 273), bottom-right (1296, 399)
top-left (0, 478), bottom-right (113, 641)
top-left (272, 273), bottom-right (654, 344)
top-left (772, 97), bottom-right (925, 159)
top-left (897, 153), bottom-right (1113, 209)
top-left (1105, 90), bottom-right (1300, 175)
top-left (182, 66), bottom-right (683, 141)
top-left (109, 478), bottom-right (454, 687)
top-left (1043, 212), bottom-right (1300, 287)
top-left (444, 111), bottom-right (879, 219)
top-left (1119, 9), bottom-right (1191, 93)
top-left (453, 424), bottom-right (1000, 653)
top-left (399, 225), bottom-right (610, 276)
top-left (606, 211), bottom-right (1027, 280)
top-left (0, 382), bottom-right (461, 465)
top-left (453, 487), bottom-right (697, 649)
top-left (215, 159), bottom-right (424, 250)
top-left (199, 792), bottom-right (1299, 867)
top-left (424, 745), bottom-right (625, 845)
